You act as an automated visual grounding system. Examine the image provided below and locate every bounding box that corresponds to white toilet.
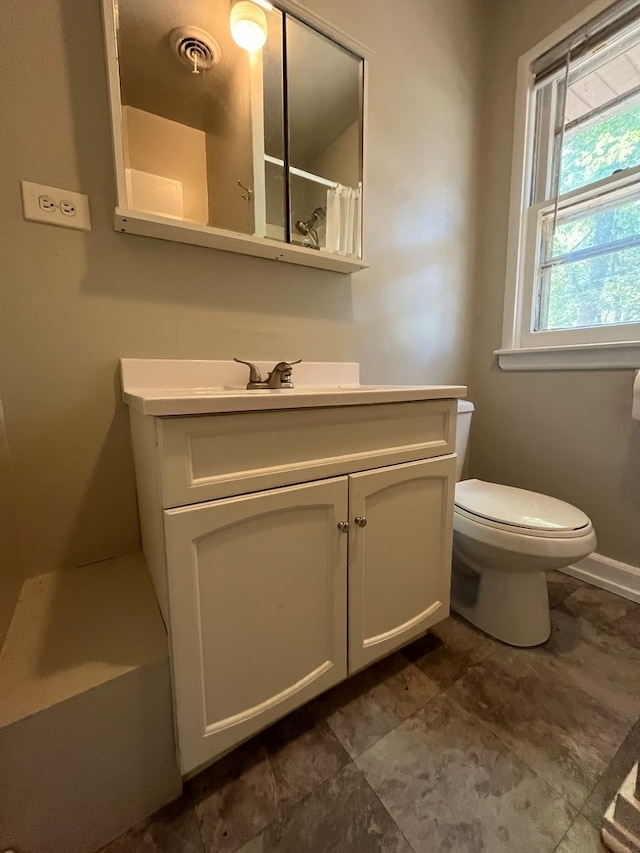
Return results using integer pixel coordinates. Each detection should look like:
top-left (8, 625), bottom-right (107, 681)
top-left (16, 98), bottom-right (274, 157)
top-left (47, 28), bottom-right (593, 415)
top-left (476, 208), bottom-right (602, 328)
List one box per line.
top-left (451, 400), bottom-right (597, 647)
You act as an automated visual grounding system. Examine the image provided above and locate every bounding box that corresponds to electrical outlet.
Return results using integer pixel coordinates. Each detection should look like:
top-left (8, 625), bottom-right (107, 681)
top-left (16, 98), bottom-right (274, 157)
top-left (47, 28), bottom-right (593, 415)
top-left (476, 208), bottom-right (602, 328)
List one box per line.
top-left (21, 181), bottom-right (91, 231)
top-left (60, 200), bottom-right (76, 216)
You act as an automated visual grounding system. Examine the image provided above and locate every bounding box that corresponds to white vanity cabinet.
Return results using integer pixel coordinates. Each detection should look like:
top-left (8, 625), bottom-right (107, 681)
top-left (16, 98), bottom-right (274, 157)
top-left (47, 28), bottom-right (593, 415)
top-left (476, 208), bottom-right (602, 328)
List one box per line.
top-left (163, 477), bottom-right (349, 774)
top-left (126, 388), bottom-right (459, 775)
top-left (347, 456), bottom-right (455, 673)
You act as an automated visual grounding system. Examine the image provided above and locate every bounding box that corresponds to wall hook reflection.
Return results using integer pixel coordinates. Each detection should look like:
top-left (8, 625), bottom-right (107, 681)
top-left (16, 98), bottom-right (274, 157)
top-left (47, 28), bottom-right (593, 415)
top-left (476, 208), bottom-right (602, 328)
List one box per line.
top-left (238, 180), bottom-right (253, 202)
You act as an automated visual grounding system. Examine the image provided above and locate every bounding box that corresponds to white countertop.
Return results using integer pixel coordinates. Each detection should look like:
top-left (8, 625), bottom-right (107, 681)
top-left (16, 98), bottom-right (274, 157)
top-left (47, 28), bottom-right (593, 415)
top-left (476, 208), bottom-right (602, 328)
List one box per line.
top-left (120, 359), bottom-right (467, 416)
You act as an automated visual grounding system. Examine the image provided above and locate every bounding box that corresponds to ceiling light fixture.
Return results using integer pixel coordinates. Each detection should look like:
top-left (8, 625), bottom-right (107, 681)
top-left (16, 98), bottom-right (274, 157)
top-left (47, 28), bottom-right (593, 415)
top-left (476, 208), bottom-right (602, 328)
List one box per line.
top-left (230, 0), bottom-right (269, 52)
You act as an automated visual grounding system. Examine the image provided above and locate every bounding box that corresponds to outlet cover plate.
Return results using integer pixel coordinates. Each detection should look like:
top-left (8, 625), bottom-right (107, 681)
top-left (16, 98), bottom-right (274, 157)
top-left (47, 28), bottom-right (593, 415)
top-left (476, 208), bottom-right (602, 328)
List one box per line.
top-left (21, 181), bottom-right (91, 231)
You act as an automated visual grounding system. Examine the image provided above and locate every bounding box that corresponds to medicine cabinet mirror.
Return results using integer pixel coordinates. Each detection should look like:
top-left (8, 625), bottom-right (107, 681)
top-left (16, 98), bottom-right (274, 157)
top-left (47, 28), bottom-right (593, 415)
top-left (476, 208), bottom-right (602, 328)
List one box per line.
top-left (101, 0), bottom-right (369, 273)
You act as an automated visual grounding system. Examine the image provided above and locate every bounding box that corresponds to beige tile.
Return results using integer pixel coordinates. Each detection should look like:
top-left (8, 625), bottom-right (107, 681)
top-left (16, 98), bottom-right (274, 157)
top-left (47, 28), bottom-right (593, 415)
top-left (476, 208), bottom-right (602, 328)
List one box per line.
top-left (99, 795), bottom-right (204, 853)
top-left (582, 720), bottom-right (640, 828)
top-left (555, 814), bottom-right (607, 853)
top-left (318, 651), bottom-right (439, 758)
top-left (529, 596), bottom-right (640, 731)
top-left (258, 705), bottom-right (351, 812)
top-left (189, 705), bottom-right (349, 853)
top-left (547, 571), bottom-right (582, 609)
top-left (189, 738), bottom-right (277, 853)
top-left (356, 694), bottom-right (576, 853)
top-left (236, 763), bottom-right (413, 853)
top-left (448, 645), bottom-right (633, 808)
top-left (403, 613), bottom-right (499, 688)
top-left (557, 584), bottom-right (640, 652)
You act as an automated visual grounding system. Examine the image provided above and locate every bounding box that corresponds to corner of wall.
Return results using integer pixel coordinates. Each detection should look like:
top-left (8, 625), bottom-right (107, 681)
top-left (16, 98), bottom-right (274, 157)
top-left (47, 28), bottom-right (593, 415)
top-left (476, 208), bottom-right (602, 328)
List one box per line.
top-left (0, 392), bottom-right (25, 647)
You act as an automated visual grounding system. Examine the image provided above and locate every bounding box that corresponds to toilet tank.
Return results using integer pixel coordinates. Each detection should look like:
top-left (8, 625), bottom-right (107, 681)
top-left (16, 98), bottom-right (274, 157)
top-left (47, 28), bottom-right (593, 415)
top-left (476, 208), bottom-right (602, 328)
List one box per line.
top-left (456, 400), bottom-right (474, 481)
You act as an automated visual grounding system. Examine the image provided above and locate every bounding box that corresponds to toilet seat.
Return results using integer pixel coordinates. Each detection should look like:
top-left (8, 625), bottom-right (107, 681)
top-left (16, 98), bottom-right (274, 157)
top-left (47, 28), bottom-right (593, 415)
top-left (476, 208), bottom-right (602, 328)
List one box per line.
top-left (455, 479), bottom-right (591, 539)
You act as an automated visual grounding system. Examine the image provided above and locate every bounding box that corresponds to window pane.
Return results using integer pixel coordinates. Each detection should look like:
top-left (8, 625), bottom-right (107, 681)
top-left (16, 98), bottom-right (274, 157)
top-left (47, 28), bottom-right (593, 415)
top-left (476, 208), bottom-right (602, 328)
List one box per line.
top-left (565, 36), bottom-right (640, 125)
top-left (524, 16), bottom-right (640, 346)
top-left (559, 99), bottom-right (640, 194)
top-left (533, 26), bottom-right (640, 201)
top-left (537, 245), bottom-right (640, 330)
top-left (530, 81), bottom-right (561, 205)
top-left (550, 190), bottom-right (640, 257)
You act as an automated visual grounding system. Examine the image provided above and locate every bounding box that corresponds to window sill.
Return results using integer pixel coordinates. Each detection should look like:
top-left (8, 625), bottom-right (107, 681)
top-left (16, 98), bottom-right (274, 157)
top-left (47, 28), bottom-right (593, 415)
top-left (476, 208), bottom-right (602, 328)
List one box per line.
top-left (495, 341), bottom-right (640, 371)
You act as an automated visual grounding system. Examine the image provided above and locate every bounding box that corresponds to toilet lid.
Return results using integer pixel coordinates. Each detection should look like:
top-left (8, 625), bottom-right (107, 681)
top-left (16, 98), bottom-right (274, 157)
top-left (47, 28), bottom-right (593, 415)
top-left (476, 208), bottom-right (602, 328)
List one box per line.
top-left (455, 479), bottom-right (590, 533)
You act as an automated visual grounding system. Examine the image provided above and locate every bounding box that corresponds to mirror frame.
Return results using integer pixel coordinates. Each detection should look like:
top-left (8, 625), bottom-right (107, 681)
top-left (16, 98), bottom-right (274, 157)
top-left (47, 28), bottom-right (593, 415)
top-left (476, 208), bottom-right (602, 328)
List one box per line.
top-left (101, 0), bottom-right (372, 274)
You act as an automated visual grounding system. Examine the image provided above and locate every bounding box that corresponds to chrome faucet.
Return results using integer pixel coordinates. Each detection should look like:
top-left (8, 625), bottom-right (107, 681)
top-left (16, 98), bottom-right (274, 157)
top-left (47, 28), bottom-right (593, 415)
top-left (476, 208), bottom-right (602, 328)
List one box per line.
top-left (234, 358), bottom-right (302, 389)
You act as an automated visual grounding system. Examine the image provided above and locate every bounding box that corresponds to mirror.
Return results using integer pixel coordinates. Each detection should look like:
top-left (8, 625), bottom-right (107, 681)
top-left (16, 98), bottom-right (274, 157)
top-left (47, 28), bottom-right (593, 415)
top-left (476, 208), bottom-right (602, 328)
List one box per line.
top-left (103, 0), bottom-right (366, 271)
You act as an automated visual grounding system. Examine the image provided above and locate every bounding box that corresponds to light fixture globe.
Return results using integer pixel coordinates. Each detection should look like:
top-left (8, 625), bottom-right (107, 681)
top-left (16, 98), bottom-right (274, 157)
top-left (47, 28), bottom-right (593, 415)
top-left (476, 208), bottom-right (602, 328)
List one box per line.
top-left (230, 1), bottom-right (268, 51)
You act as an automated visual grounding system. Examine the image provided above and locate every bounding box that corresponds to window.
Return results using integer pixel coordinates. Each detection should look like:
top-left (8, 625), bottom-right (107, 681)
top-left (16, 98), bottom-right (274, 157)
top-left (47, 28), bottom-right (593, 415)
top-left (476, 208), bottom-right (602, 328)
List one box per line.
top-left (499, 0), bottom-right (640, 369)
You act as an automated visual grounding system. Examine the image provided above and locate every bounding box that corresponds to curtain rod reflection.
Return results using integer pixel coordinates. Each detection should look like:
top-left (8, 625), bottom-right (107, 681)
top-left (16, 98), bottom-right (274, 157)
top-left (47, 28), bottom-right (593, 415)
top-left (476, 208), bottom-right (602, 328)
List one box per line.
top-left (264, 155), bottom-right (339, 189)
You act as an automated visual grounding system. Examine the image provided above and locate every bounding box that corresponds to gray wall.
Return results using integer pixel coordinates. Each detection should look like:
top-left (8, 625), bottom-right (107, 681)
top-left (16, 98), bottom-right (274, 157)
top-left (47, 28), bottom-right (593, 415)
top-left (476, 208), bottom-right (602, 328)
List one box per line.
top-left (0, 0), bottom-right (485, 579)
top-left (469, 0), bottom-right (640, 566)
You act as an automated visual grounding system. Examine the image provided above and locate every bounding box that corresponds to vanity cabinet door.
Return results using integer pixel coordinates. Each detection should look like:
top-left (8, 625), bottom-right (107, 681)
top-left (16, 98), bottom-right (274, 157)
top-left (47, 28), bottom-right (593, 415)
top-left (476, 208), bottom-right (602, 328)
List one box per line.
top-left (348, 457), bottom-right (455, 673)
top-left (164, 478), bottom-right (348, 775)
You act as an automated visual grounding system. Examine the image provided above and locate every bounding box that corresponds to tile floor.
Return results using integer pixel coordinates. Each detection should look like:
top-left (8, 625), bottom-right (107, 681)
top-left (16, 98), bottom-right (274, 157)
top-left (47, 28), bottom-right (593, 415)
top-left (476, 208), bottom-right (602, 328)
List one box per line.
top-left (100, 572), bottom-right (640, 853)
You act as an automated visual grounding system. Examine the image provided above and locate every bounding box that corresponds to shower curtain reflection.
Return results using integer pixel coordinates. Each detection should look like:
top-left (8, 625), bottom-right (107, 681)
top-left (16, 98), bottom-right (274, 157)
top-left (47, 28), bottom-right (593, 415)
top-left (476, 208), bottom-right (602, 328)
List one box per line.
top-left (325, 184), bottom-right (362, 256)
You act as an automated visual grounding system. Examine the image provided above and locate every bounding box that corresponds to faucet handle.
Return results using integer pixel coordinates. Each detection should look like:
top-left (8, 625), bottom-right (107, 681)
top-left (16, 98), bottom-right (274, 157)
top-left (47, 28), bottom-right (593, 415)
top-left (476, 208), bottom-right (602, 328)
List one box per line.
top-left (270, 359), bottom-right (302, 371)
top-left (266, 359), bottom-right (302, 389)
top-left (234, 358), bottom-right (263, 384)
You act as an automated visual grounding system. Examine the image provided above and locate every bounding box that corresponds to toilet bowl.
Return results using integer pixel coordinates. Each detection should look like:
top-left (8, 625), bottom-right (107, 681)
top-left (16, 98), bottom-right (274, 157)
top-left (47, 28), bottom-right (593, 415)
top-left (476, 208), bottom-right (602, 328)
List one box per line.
top-left (451, 402), bottom-right (596, 646)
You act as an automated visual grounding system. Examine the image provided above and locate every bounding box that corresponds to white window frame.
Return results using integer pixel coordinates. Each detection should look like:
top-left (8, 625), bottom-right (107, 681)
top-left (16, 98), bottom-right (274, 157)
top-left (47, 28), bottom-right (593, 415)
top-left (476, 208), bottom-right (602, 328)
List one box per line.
top-left (498, 0), bottom-right (640, 371)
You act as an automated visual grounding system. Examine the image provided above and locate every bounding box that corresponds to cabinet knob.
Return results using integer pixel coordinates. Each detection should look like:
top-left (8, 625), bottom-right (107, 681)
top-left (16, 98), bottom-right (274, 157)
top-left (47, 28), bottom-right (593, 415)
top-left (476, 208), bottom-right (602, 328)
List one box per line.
top-left (355, 516), bottom-right (367, 527)
top-left (337, 521), bottom-right (350, 532)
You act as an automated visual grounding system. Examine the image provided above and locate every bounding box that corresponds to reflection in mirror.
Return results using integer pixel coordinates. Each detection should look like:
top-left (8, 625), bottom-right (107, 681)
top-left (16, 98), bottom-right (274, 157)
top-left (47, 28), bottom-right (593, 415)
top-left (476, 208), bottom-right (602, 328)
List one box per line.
top-left (116, 0), bottom-right (285, 236)
top-left (110, 0), bottom-right (364, 259)
top-left (285, 16), bottom-right (362, 255)
top-left (260, 9), bottom-right (286, 240)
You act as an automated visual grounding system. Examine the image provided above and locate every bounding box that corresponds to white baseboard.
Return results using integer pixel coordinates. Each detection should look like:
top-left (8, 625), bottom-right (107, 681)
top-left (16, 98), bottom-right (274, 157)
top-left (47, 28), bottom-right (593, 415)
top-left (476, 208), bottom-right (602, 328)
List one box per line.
top-left (561, 553), bottom-right (640, 604)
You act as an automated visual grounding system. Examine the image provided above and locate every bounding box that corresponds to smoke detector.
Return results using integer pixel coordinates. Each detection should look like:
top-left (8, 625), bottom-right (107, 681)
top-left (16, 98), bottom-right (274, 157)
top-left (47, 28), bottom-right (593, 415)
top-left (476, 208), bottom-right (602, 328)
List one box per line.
top-left (169, 27), bottom-right (221, 73)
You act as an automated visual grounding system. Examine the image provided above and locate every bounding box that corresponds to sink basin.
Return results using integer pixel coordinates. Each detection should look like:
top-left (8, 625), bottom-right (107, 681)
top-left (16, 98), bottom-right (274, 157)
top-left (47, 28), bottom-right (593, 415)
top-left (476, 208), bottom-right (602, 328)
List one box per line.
top-left (120, 359), bottom-right (467, 416)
